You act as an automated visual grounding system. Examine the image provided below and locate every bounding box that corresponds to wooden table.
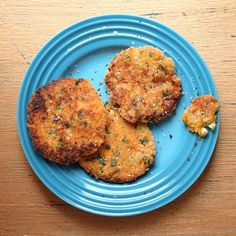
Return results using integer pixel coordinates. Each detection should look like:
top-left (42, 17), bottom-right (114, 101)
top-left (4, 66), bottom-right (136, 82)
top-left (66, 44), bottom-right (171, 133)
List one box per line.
top-left (1, 1), bottom-right (236, 235)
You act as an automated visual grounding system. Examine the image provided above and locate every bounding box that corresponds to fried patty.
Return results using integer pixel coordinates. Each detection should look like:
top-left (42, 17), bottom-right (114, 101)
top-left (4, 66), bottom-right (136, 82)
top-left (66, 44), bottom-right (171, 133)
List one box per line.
top-left (79, 103), bottom-right (155, 183)
top-left (182, 95), bottom-right (219, 138)
top-left (105, 46), bottom-right (181, 123)
top-left (27, 78), bottom-right (107, 165)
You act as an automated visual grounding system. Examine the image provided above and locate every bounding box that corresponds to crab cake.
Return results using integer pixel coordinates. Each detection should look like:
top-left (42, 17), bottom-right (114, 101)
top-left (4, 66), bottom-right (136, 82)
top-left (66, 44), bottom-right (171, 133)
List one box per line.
top-left (79, 103), bottom-right (155, 183)
top-left (105, 46), bottom-right (181, 123)
top-left (182, 95), bottom-right (219, 138)
top-left (27, 78), bottom-right (107, 165)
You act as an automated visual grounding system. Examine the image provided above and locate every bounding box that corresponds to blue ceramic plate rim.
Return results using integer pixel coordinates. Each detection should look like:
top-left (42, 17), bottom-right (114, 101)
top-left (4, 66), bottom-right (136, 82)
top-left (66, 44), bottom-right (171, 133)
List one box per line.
top-left (17, 14), bottom-right (220, 217)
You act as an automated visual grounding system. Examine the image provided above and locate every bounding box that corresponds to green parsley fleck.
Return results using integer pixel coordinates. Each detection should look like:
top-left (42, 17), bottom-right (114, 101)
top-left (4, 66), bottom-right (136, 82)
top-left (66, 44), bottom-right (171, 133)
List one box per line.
top-left (157, 64), bottom-right (166, 73)
top-left (136, 125), bottom-right (143, 132)
top-left (105, 127), bottom-right (111, 134)
top-left (98, 154), bottom-right (106, 166)
top-left (56, 104), bottom-right (61, 110)
top-left (140, 137), bottom-right (149, 144)
top-left (48, 128), bottom-right (56, 135)
top-left (200, 111), bottom-right (205, 115)
top-left (56, 143), bottom-right (62, 149)
top-left (122, 54), bottom-right (130, 60)
top-left (72, 119), bottom-right (77, 125)
top-left (115, 150), bottom-right (120, 157)
top-left (146, 160), bottom-right (151, 166)
top-left (142, 156), bottom-right (151, 166)
top-left (111, 158), bottom-right (118, 167)
top-left (77, 111), bottom-right (83, 118)
top-left (135, 97), bottom-right (143, 103)
top-left (121, 136), bottom-right (127, 143)
top-left (149, 52), bottom-right (155, 57)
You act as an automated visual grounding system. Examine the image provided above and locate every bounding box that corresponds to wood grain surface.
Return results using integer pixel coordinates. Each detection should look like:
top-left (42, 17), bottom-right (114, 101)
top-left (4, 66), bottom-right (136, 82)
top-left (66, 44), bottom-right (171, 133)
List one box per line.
top-left (0, 0), bottom-right (236, 235)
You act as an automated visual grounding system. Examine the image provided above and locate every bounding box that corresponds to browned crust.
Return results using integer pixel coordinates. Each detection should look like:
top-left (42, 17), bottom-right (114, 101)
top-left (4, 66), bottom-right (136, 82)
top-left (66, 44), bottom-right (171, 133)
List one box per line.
top-left (79, 104), bottom-right (156, 183)
top-left (105, 46), bottom-right (182, 123)
top-left (182, 95), bottom-right (219, 137)
top-left (27, 78), bottom-right (107, 165)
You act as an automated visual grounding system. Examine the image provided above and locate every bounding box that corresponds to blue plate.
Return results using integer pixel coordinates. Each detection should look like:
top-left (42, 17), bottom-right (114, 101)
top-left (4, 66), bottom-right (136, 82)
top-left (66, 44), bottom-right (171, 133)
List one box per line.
top-left (17, 14), bottom-right (220, 216)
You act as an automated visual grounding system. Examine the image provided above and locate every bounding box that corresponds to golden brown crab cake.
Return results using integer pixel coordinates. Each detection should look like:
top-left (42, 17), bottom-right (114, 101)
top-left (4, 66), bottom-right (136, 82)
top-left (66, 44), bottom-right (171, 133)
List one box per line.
top-left (105, 46), bottom-right (181, 123)
top-left (79, 103), bottom-right (155, 183)
top-left (182, 95), bottom-right (219, 138)
top-left (27, 78), bottom-right (107, 165)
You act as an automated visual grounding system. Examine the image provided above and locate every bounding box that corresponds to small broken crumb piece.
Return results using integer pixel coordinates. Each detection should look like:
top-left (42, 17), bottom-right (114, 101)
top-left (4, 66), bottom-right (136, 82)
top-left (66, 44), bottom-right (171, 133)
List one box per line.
top-left (182, 95), bottom-right (219, 138)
